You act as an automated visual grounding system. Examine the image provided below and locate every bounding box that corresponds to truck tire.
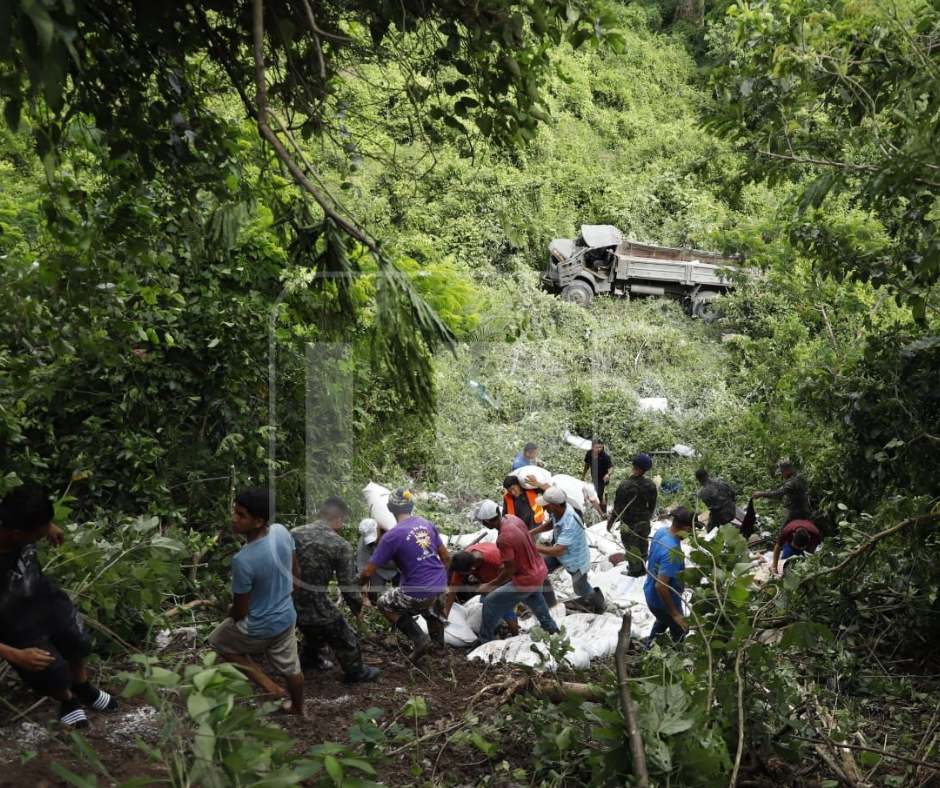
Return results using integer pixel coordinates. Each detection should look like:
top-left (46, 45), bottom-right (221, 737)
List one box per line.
top-left (561, 280), bottom-right (594, 308)
top-left (692, 290), bottom-right (721, 322)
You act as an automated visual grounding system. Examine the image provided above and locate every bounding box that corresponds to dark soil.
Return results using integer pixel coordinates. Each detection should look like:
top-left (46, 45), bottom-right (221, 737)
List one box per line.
top-left (0, 633), bottom-right (582, 788)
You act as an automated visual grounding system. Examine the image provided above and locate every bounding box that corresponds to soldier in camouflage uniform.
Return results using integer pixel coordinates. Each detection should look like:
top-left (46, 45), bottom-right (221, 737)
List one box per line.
top-left (753, 459), bottom-right (812, 525)
top-left (607, 454), bottom-right (658, 577)
top-left (291, 497), bottom-right (379, 684)
top-left (695, 469), bottom-right (738, 531)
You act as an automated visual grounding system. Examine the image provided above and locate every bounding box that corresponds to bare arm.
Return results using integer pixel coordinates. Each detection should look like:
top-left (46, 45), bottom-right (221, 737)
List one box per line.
top-left (477, 561), bottom-right (516, 595)
top-left (529, 522), bottom-right (553, 536)
top-left (357, 562), bottom-right (378, 587)
top-left (771, 543), bottom-right (782, 574)
top-left (230, 592), bottom-right (250, 621)
top-left (437, 543), bottom-right (451, 571)
top-left (525, 474), bottom-right (550, 492)
top-left (0, 641), bottom-right (55, 672)
top-left (291, 553), bottom-right (301, 600)
top-left (654, 575), bottom-right (688, 631)
top-left (536, 544), bottom-right (566, 558)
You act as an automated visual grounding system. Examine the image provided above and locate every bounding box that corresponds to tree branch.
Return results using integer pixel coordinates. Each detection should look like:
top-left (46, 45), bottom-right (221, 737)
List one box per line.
top-left (252, 0), bottom-right (381, 255)
top-left (808, 513), bottom-right (940, 581)
top-left (615, 612), bottom-right (649, 788)
top-left (755, 150), bottom-right (940, 190)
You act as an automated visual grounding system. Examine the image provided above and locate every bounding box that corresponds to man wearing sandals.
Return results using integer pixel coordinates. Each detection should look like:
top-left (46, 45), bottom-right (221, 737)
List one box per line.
top-left (0, 485), bottom-right (119, 729)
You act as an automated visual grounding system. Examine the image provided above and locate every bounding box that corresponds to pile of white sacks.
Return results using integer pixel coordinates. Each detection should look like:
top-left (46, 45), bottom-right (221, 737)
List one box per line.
top-left (363, 481), bottom-right (774, 671)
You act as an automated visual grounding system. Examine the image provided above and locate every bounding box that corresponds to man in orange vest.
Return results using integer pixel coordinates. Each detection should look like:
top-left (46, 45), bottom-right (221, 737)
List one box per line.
top-left (502, 475), bottom-right (545, 531)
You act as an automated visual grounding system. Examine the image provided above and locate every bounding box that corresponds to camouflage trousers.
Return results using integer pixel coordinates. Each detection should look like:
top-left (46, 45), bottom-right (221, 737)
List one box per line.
top-left (621, 519), bottom-right (652, 575)
top-left (298, 618), bottom-right (363, 678)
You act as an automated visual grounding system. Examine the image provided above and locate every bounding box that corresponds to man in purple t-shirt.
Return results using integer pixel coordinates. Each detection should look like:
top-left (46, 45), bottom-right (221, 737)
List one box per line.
top-left (358, 488), bottom-right (450, 663)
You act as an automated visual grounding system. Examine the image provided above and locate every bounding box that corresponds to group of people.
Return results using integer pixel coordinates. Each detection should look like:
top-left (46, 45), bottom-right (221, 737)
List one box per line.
top-left (0, 450), bottom-right (822, 724)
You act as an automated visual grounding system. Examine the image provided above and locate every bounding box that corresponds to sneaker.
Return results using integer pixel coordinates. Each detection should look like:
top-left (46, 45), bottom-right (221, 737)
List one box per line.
top-left (342, 666), bottom-right (380, 684)
top-left (60, 696), bottom-right (90, 729)
top-left (72, 682), bottom-right (119, 713)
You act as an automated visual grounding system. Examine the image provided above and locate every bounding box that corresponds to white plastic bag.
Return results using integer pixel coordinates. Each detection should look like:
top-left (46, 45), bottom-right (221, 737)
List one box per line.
top-left (362, 482), bottom-right (397, 531)
top-left (514, 465), bottom-right (551, 489)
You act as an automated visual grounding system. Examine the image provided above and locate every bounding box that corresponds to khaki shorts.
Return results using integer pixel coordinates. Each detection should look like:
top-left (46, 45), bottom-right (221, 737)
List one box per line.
top-left (208, 619), bottom-right (301, 678)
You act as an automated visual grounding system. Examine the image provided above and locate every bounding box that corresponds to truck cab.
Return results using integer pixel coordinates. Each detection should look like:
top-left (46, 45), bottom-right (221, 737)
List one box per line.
top-left (543, 224), bottom-right (741, 317)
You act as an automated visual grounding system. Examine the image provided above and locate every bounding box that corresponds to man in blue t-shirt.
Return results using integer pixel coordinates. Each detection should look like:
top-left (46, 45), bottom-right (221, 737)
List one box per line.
top-left (208, 488), bottom-right (305, 715)
top-left (531, 487), bottom-right (605, 613)
top-left (644, 506), bottom-right (694, 650)
top-left (512, 442), bottom-right (539, 471)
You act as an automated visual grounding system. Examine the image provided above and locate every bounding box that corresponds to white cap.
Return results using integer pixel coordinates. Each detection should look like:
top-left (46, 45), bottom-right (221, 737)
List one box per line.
top-left (358, 518), bottom-right (379, 544)
top-left (473, 499), bottom-right (500, 522)
top-left (535, 486), bottom-right (567, 506)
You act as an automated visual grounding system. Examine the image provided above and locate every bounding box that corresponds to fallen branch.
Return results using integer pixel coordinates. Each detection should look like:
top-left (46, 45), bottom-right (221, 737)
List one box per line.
top-left (163, 599), bottom-right (221, 619)
top-left (808, 513), bottom-right (940, 581)
top-left (615, 612), bottom-right (649, 788)
top-left (81, 614), bottom-right (142, 653)
top-left (791, 736), bottom-right (940, 772)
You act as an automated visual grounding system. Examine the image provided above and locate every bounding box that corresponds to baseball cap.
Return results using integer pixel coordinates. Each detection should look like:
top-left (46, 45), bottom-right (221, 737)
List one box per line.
top-left (473, 499), bottom-right (500, 522)
top-left (671, 506), bottom-right (694, 528)
top-left (632, 453), bottom-right (653, 472)
top-left (358, 518), bottom-right (378, 545)
top-left (535, 486), bottom-right (567, 506)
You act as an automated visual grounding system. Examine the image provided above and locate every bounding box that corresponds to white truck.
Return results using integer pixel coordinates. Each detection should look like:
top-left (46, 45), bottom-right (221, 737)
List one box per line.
top-left (543, 224), bottom-right (742, 317)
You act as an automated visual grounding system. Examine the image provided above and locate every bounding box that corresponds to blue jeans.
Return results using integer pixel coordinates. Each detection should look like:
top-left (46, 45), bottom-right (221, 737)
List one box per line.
top-left (478, 582), bottom-right (560, 644)
top-left (478, 594), bottom-right (517, 622)
top-left (644, 605), bottom-right (686, 651)
top-left (543, 556), bottom-right (593, 597)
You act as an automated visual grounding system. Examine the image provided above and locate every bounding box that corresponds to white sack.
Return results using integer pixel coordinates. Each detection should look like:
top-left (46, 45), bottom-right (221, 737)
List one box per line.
top-left (517, 603), bottom-right (567, 632)
top-left (467, 634), bottom-right (589, 670)
top-left (562, 430), bottom-right (592, 451)
top-left (462, 595), bottom-right (484, 633)
top-left (551, 474), bottom-right (599, 512)
top-left (362, 482), bottom-right (397, 531)
top-left (638, 397), bottom-right (668, 412)
top-left (450, 528), bottom-right (496, 550)
top-left (562, 613), bottom-right (623, 660)
top-left (514, 465), bottom-right (551, 489)
top-left (416, 604), bottom-right (477, 647)
top-left (671, 443), bottom-right (699, 458)
top-left (585, 523), bottom-right (624, 558)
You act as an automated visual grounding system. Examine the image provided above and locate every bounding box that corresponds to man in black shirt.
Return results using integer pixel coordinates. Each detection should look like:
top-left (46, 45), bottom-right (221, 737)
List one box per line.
top-left (582, 439), bottom-right (614, 513)
top-left (0, 485), bottom-right (119, 729)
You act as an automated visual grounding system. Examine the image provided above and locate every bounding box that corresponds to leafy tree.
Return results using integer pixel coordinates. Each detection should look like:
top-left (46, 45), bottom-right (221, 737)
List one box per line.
top-left (707, 0), bottom-right (940, 320)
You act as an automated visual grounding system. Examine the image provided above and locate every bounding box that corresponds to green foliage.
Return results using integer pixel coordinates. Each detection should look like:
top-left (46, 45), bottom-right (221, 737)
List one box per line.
top-left (63, 652), bottom-right (391, 788)
top-left (708, 0), bottom-right (940, 315)
top-left (40, 513), bottom-right (196, 648)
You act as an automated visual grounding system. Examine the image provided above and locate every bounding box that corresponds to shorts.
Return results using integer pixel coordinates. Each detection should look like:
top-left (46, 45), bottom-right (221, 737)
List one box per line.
top-left (3, 590), bottom-right (93, 698)
top-left (377, 587), bottom-right (447, 625)
top-left (208, 619), bottom-right (300, 678)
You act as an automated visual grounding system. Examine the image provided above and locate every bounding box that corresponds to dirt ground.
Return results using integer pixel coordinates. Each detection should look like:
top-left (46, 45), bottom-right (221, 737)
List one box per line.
top-left (0, 632), bottom-right (579, 788)
top-left (3, 632), bottom-right (936, 788)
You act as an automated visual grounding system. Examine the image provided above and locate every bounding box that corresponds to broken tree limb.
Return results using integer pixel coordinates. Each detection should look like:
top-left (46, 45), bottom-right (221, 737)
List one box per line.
top-left (163, 599), bottom-right (221, 619)
top-left (615, 612), bottom-right (649, 788)
top-left (807, 513), bottom-right (940, 581)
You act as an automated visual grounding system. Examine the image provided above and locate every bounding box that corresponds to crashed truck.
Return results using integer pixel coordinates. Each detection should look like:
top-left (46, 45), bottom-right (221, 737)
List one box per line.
top-left (543, 224), bottom-right (741, 317)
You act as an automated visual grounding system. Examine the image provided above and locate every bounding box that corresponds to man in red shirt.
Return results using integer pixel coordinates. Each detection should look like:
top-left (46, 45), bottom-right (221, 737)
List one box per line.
top-left (471, 500), bottom-right (560, 644)
top-left (772, 519), bottom-right (820, 575)
top-left (445, 543), bottom-right (520, 635)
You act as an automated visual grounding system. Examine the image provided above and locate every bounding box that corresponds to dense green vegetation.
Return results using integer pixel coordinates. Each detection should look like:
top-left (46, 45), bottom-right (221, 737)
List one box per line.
top-left (2, 0), bottom-right (939, 785)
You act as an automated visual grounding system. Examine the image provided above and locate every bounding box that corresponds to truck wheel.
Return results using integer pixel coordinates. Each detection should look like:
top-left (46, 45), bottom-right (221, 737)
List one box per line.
top-left (561, 280), bottom-right (594, 308)
top-left (692, 291), bottom-right (721, 322)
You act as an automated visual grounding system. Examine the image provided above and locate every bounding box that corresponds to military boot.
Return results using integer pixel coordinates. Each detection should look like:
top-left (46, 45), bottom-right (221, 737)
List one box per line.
top-left (396, 616), bottom-right (431, 664)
